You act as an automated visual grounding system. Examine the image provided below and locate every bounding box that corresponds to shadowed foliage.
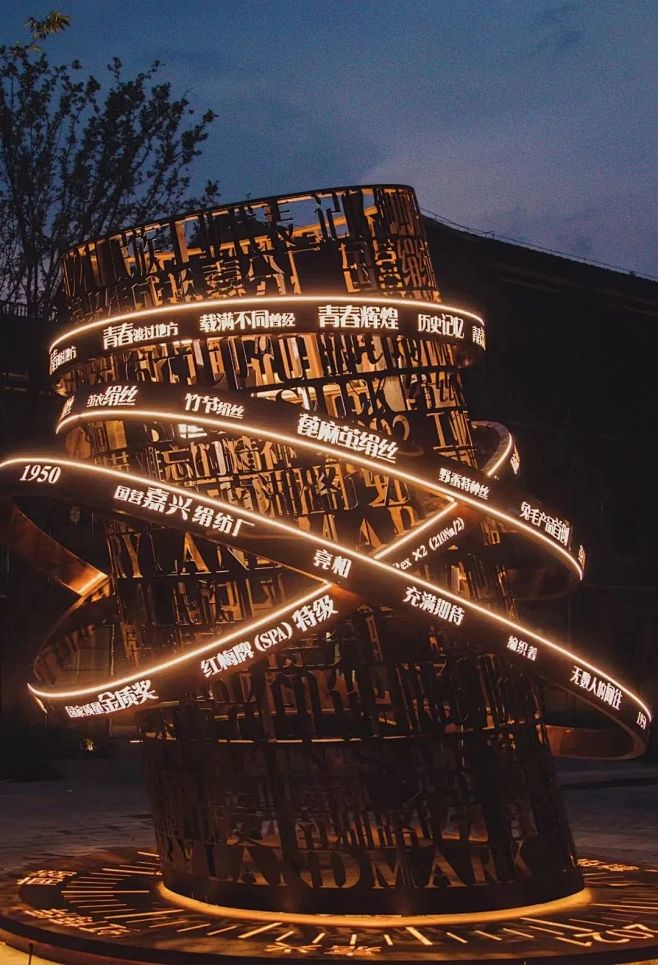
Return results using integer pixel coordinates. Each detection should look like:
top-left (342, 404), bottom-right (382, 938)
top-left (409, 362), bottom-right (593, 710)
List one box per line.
top-left (0, 11), bottom-right (218, 327)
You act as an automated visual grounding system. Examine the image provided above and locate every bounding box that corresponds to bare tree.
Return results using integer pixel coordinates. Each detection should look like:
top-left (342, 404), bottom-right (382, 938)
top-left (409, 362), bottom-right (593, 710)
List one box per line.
top-left (0, 12), bottom-right (218, 325)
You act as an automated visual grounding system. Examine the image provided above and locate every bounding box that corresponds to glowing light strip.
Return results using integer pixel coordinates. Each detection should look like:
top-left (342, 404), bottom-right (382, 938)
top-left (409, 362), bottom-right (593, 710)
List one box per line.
top-left (49, 294), bottom-right (485, 352)
top-left (57, 399), bottom-right (582, 581)
top-left (25, 425), bottom-right (493, 700)
top-left (5, 284), bottom-right (644, 758)
top-left (0, 312), bottom-right (651, 746)
top-left (29, 583), bottom-right (332, 698)
top-left (372, 424), bottom-right (515, 569)
top-left (157, 881), bottom-right (592, 928)
top-left (482, 423), bottom-right (515, 478)
top-left (6, 455), bottom-right (649, 724)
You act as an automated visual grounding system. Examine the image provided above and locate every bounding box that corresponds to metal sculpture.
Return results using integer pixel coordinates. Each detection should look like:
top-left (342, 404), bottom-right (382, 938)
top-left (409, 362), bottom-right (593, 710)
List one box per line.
top-left (0, 184), bottom-right (650, 918)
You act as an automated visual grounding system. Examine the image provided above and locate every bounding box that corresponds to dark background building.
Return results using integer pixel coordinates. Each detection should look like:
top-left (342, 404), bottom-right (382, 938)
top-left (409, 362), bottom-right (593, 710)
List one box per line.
top-left (423, 215), bottom-right (658, 751)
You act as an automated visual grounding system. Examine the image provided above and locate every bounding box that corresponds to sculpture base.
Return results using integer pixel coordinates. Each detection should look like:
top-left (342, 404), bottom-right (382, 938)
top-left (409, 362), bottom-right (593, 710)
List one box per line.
top-left (2, 848), bottom-right (658, 963)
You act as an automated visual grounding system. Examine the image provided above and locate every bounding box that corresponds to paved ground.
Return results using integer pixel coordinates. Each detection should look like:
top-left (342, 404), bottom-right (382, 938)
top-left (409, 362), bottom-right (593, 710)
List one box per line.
top-left (0, 748), bottom-right (155, 868)
top-left (0, 943), bottom-right (69, 965)
top-left (1, 750), bottom-right (658, 964)
top-left (558, 759), bottom-right (658, 865)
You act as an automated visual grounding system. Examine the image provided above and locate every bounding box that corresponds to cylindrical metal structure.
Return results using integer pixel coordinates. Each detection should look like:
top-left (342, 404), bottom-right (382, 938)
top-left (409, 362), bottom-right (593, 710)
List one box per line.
top-left (51, 185), bottom-right (581, 913)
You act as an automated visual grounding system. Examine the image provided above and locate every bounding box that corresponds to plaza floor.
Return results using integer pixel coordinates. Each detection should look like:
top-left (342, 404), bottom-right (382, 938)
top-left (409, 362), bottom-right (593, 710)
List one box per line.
top-left (1, 748), bottom-right (658, 964)
top-left (2, 749), bottom-right (658, 869)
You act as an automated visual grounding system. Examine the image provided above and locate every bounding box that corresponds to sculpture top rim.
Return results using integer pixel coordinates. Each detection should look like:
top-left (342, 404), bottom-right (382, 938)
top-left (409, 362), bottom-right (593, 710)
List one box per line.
top-left (63, 182), bottom-right (420, 254)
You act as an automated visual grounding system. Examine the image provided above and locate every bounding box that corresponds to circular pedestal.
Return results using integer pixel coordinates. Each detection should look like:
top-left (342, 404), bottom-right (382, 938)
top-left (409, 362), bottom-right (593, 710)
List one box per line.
top-left (141, 714), bottom-right (582, 917)
top-left (2, 847), bottom-right (658, 963)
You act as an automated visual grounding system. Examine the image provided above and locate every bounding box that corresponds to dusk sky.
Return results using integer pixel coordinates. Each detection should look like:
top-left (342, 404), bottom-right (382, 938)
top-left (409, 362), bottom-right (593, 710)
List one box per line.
top-left (3, 1), bottom-right (657, 275)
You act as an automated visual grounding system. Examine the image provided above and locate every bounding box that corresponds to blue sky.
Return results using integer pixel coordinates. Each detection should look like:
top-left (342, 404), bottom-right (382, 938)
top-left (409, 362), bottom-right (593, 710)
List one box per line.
top-left (3, 0), bottom-right (657, 275)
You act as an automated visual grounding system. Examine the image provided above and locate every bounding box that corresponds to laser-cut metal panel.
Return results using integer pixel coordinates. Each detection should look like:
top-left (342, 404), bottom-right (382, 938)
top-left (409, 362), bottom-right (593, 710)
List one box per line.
top-left (9, 183), bottom-right (642, 915)
top-left (62, 186), bottom-right (440, 324)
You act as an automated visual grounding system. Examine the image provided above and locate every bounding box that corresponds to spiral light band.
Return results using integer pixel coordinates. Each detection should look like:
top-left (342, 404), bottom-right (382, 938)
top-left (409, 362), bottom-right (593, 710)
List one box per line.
top-left (55, 382), bottom-right (583, 582)
top-left (0, 295), bottom-right (649, 759)
top-left (47, 295), bottom-right (486, 380)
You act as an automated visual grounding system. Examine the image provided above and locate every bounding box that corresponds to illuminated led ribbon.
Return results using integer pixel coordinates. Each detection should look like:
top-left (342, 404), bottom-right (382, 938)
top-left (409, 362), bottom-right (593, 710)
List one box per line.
top-left (46, 295), bottom-right (487, 382)
top-left (7, 292), bottom-right (650, 757)
top-left (56, 382), bottom-right (584, 593)
top-left (1, 455), bottom-right (650, 757)
top-left (12, 408), bottom-right (505, 723)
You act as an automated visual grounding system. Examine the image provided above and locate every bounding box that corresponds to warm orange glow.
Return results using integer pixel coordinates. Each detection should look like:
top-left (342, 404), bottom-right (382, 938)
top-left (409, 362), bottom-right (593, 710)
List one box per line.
top-left (157, 881), bottom-right (592, 928)
top-left (28, 582), bottom-right (331, 698)
top-left (9, 452), bottom-right (649, 728)
top-left (49, 294), bottom-right (485, 352)
top-left (56, 404), bottom-right (583, 580)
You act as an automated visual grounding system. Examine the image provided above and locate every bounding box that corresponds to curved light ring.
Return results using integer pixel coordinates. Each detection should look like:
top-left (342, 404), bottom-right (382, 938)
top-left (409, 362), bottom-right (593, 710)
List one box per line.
top-left (25, 424), bottom-right (509, 701)
top-left (56, 390), bottom-right (583, 582)
top-left (49, 294), bottom-right (485, 353)
top-left (29, 582), bottom-right (336, 698)
top-left (3, 456), bottom-right (649, 750)
top-left (16, 422), bottom-right (511, 700)
top-left (24, 501), bottom-right (466, 696)
top-left (374, 422), bottom-right (513, 559)
top-left (6, 291), bottom-right (648, 758)
top-left (47, 297), bottom-right (486, 385)
top-left (157, 880), bottom-right (592, 928)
